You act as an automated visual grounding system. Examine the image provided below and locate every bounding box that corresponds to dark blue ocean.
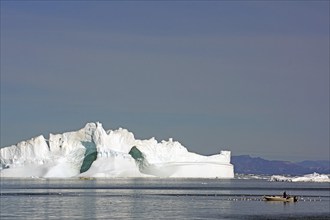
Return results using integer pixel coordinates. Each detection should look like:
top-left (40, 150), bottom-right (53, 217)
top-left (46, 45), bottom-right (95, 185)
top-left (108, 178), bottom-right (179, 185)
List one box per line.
top-left (1, 177), bottom-right (329, 219)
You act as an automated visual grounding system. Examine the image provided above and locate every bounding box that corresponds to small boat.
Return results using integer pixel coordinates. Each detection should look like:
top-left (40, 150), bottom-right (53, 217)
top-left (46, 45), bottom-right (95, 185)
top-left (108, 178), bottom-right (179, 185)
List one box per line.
top-left (79, 177), bottom-right (95, 180)
top-left (263, 196), bottom-right (298, 202)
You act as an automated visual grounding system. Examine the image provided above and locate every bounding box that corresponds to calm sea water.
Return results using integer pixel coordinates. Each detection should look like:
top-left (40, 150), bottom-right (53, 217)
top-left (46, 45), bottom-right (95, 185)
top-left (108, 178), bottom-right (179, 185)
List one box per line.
top-left (0, 178), bottom-right (329, 219)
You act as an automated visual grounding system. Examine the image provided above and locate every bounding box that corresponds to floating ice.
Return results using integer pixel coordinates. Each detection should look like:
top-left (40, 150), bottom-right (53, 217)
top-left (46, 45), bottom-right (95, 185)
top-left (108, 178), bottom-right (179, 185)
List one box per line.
top-left (0, 122), bottom-right (234, 178)
top-left (270, 173), bottom-right (330, 182)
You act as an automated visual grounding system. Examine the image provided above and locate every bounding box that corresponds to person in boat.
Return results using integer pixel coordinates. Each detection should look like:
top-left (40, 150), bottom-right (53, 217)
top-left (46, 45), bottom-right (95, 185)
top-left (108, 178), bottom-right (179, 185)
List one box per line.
top-left (283, 191), bottom-right (287, 198)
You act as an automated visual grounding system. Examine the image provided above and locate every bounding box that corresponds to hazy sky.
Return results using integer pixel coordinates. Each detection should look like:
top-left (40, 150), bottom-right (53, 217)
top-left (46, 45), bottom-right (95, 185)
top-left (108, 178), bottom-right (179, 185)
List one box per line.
top-left (1, 1), bottom-right (329, 161)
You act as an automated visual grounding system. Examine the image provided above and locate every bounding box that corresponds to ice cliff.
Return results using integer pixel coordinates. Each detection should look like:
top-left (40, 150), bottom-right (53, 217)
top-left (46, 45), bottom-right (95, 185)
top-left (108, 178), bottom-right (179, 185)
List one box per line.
top-left (0, 122), bottom-right (234, 178)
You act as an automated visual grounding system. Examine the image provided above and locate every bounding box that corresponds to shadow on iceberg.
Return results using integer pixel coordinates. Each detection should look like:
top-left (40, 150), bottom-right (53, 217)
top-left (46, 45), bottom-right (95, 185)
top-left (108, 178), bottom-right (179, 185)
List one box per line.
top-left (80, 142), bottom-right (97, 173)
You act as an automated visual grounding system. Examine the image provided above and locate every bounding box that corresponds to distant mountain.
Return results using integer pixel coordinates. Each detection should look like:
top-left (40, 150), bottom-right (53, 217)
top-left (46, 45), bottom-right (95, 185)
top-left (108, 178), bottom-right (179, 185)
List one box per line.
top-left (232, 155), bottom-right (330, 175)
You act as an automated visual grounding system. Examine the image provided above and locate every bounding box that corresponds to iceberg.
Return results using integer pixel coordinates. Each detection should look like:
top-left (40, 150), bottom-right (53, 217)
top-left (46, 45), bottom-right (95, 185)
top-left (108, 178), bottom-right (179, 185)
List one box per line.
top-left (0, 122), bottom-right (234, 178)
top-left (270, 173), bottom-right (330, 182)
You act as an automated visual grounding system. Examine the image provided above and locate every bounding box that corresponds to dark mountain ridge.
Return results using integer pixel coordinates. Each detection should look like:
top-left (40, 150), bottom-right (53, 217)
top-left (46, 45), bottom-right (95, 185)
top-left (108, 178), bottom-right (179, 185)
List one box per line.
top-left (232, 155), bottom-right (330, 175)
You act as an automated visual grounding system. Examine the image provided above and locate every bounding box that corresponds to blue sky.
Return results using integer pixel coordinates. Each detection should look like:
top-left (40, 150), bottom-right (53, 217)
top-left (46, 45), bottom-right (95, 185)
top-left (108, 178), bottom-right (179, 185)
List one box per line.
top-left (1, 1), bottom-right (329, 161)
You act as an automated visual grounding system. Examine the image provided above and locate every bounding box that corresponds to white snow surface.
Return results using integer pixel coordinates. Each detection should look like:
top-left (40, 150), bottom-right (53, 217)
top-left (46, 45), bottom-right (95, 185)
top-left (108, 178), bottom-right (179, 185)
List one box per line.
top-left (0, 122), bottom-right (234, 178)
top-left (270, 173), bottom-right (330, 182)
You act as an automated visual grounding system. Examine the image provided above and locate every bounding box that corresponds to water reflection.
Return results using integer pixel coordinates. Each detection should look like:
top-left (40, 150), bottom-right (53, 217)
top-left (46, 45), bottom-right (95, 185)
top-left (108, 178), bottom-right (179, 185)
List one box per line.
top-left (0, 178), bottom-right (329, 219)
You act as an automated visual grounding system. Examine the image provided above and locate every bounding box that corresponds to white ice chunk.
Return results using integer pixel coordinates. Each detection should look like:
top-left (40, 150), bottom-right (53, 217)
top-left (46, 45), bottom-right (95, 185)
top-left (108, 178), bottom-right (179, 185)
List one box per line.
top-left (270, 173), bottom-right (330, 182)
